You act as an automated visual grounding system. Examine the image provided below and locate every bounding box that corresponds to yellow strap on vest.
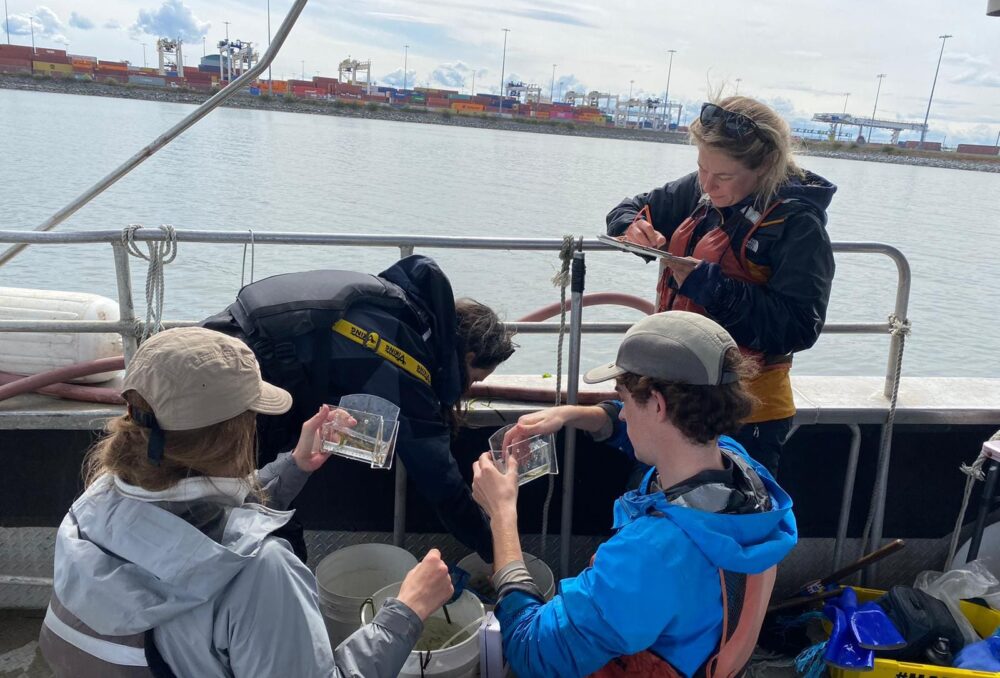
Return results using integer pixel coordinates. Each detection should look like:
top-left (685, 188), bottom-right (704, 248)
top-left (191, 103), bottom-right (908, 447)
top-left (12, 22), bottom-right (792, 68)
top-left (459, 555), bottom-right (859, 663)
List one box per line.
top-left (333, 319), bottom-right (432, 387)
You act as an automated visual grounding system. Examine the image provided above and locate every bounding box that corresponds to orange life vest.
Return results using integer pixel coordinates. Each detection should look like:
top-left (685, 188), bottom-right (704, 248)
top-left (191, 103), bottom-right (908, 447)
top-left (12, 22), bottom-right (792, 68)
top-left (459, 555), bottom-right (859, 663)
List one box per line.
top-left (654, 201), bottom-right (794, 422)
top-left (589, 566), bottom-right (777, 678)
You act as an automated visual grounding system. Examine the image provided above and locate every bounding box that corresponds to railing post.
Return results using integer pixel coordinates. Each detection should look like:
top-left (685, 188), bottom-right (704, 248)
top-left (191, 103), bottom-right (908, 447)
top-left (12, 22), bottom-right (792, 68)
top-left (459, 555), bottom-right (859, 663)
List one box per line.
top-left (835, 424), bottom-right (862, 570)
top-left (111, 242), bottom-right (138, 364)
top-left (560, 246), bottom-right (585, 577)
top-left (392, 244), bottom-right (414, 549)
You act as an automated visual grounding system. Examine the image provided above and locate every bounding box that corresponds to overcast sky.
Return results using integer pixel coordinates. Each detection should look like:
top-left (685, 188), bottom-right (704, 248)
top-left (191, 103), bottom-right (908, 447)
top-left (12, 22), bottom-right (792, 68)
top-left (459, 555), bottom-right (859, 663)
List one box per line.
top-left (5, 0), bottom-right (1000, 145)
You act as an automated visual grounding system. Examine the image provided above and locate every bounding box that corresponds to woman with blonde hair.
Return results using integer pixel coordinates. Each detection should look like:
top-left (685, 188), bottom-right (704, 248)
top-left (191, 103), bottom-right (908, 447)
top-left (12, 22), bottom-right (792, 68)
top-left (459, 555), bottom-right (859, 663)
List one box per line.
top-left (607, 95), bottom-right (836, 474)
top-left (39, 327), bottom-right (454, 677)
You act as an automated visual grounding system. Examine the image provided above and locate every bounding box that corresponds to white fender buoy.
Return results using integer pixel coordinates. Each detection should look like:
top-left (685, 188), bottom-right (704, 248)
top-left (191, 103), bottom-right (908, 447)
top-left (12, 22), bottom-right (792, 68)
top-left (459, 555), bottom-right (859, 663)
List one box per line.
top-left (0, 287), bottom-right (124, 383)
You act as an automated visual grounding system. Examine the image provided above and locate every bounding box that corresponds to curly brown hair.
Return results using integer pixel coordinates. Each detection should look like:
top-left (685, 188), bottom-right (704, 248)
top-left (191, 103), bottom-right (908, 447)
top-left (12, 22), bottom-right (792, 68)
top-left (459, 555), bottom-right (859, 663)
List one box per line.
top-left (616, 347), bottom-right (759, 444)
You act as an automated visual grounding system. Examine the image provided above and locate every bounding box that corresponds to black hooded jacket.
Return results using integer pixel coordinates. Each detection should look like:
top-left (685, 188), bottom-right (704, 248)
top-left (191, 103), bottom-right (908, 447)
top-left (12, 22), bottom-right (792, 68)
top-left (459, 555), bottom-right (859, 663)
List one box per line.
top-left (606, 170), bottom-right (836, 356)
top-left (202, 255), bottom-right (492, 560)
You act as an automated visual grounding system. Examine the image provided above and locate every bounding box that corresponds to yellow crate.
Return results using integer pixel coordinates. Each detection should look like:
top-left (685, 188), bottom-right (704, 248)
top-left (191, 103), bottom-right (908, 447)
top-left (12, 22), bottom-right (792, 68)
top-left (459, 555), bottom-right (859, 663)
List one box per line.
top-left (827, 587), bottom-right (1000, 678)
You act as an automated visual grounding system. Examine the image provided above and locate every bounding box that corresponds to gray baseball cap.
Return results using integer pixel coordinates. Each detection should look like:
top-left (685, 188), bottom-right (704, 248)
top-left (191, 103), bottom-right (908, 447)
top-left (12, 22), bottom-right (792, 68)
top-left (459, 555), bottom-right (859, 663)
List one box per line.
top-left (583, 311), bottom-right (739, 386)
top-left (122, 327), bottom-right (292, 430)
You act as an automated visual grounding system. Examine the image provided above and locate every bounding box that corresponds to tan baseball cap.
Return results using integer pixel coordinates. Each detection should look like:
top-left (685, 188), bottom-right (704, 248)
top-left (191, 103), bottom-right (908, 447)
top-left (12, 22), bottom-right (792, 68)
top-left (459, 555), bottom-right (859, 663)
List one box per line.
top-left (583, 311), bottom-right (739, 386)
top-left (122, 327), bottom-right (292, 430)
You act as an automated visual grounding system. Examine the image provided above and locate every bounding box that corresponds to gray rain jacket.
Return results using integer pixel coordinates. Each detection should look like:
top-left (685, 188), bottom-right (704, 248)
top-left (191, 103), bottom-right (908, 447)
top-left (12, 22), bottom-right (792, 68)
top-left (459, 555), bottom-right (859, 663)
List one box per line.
top-left (41, 453), bottom-right (422, 677)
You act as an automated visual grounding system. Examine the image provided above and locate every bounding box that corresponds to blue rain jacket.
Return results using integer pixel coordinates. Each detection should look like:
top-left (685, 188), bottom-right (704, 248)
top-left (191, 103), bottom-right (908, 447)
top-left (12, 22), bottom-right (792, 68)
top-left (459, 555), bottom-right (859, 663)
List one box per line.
top-left (495, 431), bottom-right (797, 678)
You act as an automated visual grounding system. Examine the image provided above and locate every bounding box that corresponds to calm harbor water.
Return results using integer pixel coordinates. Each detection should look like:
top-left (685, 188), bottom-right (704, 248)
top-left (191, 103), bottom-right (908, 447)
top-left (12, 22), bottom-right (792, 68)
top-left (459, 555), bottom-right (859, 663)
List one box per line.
top-left (1, 88), bottom-right (998, 378)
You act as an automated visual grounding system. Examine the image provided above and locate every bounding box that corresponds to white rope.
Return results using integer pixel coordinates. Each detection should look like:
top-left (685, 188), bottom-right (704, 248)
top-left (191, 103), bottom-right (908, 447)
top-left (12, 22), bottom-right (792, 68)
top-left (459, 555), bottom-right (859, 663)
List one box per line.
top-left (241, 229), bottom-right (255, 288)
top-left (859, 313), bottom-right (911, 561)
top-left (122, 224), bottom-right (177, 342)
top-left (946, 428), bottom-right (1000, 567)
top-left (540, 235), bottom-right (575, 562)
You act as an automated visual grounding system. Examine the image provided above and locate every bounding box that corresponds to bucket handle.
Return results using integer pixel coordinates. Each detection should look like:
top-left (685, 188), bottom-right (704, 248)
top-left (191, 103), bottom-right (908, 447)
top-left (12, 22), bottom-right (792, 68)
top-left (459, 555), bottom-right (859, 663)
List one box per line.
top-left (359, 596), bottom-right (376, 624)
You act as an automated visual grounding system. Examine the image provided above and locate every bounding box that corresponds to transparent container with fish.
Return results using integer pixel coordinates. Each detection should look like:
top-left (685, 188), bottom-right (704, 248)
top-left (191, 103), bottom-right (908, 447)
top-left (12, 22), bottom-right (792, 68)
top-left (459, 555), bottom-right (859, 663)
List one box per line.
top-left (320, 394), bottom-right (400, 470)
top-left (489, 424), bottom-right (558, 486)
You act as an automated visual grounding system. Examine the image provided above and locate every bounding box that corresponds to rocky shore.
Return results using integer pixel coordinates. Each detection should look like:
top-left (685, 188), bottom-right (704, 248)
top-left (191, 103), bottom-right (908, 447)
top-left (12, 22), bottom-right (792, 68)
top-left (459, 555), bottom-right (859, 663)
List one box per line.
top-left (3, 74), bottom-right (999, 173)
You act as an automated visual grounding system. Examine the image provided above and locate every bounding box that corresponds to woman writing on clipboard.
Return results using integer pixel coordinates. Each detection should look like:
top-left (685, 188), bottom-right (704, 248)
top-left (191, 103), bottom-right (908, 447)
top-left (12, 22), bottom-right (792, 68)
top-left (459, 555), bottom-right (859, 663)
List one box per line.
top-left (606, 96), bottom-right (837, 475)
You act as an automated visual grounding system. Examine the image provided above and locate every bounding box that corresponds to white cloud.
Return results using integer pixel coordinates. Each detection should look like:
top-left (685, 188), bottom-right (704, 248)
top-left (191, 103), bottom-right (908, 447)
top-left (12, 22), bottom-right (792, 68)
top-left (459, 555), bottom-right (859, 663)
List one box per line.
top-left (69, 11), bottom-right (95, 30)
top-left (429, 61), bottom-right (478, 89)
top-left (132, 0), bottom-right (209, 42)
top-left (104, 19), bottom-right (123, 30)
top-left (6, 6), bottom-right (67, 44)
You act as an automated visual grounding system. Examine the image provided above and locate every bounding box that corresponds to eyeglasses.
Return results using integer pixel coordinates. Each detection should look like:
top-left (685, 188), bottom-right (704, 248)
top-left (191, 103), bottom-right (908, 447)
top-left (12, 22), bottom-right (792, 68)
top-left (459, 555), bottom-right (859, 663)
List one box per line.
top-left (699, 103), bottom-right (764, 142)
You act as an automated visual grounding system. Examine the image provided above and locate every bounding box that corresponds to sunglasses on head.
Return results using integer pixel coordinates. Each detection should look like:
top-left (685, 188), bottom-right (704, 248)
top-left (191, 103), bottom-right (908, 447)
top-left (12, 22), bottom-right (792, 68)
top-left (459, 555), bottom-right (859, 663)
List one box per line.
top-left (700, 103), bottom-right (764, 142)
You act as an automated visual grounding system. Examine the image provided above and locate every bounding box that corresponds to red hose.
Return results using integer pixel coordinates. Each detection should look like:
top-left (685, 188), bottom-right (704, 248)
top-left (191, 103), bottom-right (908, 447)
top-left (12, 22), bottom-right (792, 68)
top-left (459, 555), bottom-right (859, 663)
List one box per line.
top-left (467, 382), bottom-right (614, 405)
top-left (0, 372), bottom-right (125, 404)
top-left (516, 292), bottom-right (653, 322)
top-left (0, 357), bottom-right (125, 403)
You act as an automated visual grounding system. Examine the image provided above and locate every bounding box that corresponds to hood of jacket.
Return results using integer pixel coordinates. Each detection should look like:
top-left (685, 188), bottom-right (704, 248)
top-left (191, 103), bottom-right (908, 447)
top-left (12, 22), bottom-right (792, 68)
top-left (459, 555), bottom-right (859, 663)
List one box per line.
top-left (53, 475), bottom-right (293, 636)
top-left (378, 254), bottom-right (463, 407)
top-left (775, 170), bottom-right (837, 224)
top-left (612, 437), bottom-right (797, 574)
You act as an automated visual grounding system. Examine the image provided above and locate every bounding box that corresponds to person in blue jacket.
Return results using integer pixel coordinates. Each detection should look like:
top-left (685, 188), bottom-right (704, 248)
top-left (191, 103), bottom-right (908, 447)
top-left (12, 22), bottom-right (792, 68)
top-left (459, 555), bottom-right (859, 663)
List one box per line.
top-left (471, 311), bottom-right (798, 678)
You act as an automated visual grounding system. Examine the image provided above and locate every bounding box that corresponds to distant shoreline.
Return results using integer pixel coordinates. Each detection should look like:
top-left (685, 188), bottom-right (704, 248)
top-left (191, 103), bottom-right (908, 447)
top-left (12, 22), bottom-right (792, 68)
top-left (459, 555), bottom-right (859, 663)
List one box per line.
top-left (3, 74), bottom-right (999, 174)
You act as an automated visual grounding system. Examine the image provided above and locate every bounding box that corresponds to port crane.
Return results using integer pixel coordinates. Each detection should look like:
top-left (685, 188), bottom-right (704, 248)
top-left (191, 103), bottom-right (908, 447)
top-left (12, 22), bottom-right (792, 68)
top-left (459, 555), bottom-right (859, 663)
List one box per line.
top-left (812, 113), bottom-right (927, 144)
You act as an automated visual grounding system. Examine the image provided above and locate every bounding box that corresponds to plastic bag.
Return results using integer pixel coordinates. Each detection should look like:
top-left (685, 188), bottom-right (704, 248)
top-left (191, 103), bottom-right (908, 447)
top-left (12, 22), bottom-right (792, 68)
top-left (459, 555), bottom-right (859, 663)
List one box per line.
top-left (915, 560), bottom-right (999, 645)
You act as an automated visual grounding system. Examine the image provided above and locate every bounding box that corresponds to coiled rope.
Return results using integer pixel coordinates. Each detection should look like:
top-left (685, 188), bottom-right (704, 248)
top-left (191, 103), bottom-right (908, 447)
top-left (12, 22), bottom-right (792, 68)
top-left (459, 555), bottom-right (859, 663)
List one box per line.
top-left (122, 224), bottom-right (177, 341)
top-left (946, 428), bottom-right (1000, 567)
top-left (539, 235), bottom-right (575, 562)
top-left (859, 313), bottom-right (911, 566)
top-left (241, 229), bottom-right (256, 288)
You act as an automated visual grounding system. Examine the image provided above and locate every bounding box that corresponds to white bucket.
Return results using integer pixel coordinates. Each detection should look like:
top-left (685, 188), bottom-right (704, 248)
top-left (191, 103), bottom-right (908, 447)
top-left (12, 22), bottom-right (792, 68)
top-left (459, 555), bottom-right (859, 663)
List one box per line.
top-left (458, 551), bottom-right (556, 602)
top-left (315, 544), bottom-right (417, 647)
top-left (362, 582), bottom-right (485, 678)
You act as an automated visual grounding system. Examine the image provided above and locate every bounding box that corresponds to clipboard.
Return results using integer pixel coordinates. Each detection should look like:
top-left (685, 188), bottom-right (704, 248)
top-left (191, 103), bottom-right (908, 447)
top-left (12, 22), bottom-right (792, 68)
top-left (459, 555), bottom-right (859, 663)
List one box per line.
top-left (597, 234), bottom-right (693, 267)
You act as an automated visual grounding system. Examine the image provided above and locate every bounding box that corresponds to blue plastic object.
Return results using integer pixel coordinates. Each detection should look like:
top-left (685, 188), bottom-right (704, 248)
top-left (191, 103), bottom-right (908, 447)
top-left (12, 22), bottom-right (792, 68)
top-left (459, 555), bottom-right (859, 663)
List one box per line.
top-left (824, 602), bottom-right (875, 670)
top-left (447, 563), bottom-right (470, 604)
top-left (851, 601), bottom-right (906, 650)
top-left (954, 626), bottom-right (1000, 672)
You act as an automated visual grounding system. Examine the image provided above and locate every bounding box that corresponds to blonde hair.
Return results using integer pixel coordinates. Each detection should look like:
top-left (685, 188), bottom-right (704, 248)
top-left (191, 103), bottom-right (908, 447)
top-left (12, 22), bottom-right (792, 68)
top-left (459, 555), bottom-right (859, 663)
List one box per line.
top-left (84, 391), bottom-right (262, 495)
top-left (689, 95), bottom-right (805, 208)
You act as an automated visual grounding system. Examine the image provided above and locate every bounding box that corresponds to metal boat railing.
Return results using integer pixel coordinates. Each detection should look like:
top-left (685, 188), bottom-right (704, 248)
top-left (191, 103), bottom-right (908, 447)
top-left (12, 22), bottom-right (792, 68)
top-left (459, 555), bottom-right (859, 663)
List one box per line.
top-left (0, 228), bottom-right (911, 574)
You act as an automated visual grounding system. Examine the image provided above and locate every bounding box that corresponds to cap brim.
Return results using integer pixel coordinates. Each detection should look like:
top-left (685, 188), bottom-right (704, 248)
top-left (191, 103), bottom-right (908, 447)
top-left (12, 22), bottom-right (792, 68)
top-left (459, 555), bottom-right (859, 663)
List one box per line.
top-left (250, 382), bottom-right (293, 416)
top-left (583, 362), bottom-right (627, 384)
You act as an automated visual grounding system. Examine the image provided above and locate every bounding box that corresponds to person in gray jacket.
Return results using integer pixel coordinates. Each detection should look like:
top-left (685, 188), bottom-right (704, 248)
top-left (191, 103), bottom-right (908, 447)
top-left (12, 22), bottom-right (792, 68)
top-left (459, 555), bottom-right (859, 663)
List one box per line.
top-left (39, 327), bottom-right (454, 678)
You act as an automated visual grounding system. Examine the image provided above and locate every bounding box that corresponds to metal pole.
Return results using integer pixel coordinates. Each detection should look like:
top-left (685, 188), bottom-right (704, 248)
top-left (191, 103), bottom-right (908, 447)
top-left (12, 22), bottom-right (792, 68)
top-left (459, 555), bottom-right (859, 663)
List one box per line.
top-left (471, 70), bottom-right (475, 96)
top-left (392, 243), bottom-right (414, 548)
top-left (499, 28), bottom-right (510, 116)
top-left (29, 15), bottom-right (34, 55)
top-left (918, 34), bottom-right (952, 149)
top-left (735, 77), bottom-right (741, 94)
top-left (560, 245), bottom-right (585, 577)
top-left (267, 0), bottom-right (272, 96)
top-left (550, 63), bottom-right (556, 102)
top-left (4, 0), bottom-right (9, 44)
top-left (967, 460), bottom-right (1000, 562)
top-left (402, 45), bottom-right (408, 90)
top-left (0, 0), bottom-right (310, 269)
top-left (141, 43), bottom-right (147, 68)
top-left (111, 242), bottom-right (139, 363)
top-left (869, 73), bottom-right (885, 142)
top-left (834, 424), bottom-right (862, 569)
top-left (995, 129), bottom-right (1000, 148)
top-left (626, 79), bottom-right (633, 126)
top-left (839, 92), bottom-right (850, 139)
top-left (663, 49), bottom-right (675, 129)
